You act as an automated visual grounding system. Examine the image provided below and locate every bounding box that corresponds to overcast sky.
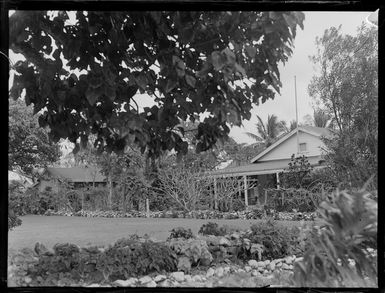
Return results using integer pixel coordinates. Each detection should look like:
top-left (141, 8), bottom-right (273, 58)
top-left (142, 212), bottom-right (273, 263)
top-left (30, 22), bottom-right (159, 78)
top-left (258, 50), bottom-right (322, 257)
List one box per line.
top-left (9, 11), bottom-right (374, 150)
top-left (230, 11), bottom-right (373, 144)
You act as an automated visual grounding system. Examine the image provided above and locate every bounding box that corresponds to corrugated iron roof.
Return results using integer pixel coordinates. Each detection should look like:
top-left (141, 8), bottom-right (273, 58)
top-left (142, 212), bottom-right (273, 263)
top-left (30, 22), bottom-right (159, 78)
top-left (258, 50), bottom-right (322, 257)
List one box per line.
top-left (207, 155), bottom-right (324, 177)
top-left (45, 167), bottom-right (106, 183)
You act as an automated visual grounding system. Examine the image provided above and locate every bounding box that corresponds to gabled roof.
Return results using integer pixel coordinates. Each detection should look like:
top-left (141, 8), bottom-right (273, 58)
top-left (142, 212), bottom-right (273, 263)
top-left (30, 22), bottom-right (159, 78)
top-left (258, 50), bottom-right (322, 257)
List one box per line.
top-left (45, 167), bottom-right (106, 183)
top-left (250, 126), bottom-right (330, 163)
top-left (208, 155), bottom-right (325, 177)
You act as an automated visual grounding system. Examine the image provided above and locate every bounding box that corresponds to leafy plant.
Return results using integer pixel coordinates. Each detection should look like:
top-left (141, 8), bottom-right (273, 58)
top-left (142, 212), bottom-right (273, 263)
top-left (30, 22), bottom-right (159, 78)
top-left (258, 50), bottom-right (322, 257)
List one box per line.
top-left (247, 219), bottom-right (304, 259)
top-left (293, 189), bottom-right (377, 287)
top-left (168, 227), bottom-right (194, 240)
top-left (279, 154), bottom-right (314, 189)
top-left (308, 25), bottom-right (377, 189)
top-left (198, 222), bottom-right (228, 236)
top-left (10, 11), bottom-right (304, 157)
top-left (97, 239), bottom-right (177, 280)
top-left (167, 238), bottom-right (213, 269)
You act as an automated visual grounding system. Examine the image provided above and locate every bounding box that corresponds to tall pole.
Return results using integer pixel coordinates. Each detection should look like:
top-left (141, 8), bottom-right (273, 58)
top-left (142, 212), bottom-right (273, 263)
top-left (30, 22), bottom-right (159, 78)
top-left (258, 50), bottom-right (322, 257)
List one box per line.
top-left (294, 75), bottom-right (299, 155)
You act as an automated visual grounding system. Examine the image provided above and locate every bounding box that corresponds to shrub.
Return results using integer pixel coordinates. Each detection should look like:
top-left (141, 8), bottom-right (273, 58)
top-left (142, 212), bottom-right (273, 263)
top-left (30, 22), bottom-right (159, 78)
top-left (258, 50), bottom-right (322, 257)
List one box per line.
top-left (167, 238), bottom-right (213, 270)
top-left (168, 227), bottom-right (194, 240)
top-left (231, 198), bottom-right (246, 211)
top-left (279, 154), bottom-right (313, 189)
top-left (98, 239), bottom-right (177, 280)
top-left (247, 219), bottom-right (305, 259)
top-left (293, 189), bottom-right (377, 287)
top-left (8, 181), bottom-right (24, 230)
top-left (198, 222), bottom-right (228, 236)
top-left (13, 237), bottom-right (178, 286)
top-left (265, 188), bottom-right (325, 212)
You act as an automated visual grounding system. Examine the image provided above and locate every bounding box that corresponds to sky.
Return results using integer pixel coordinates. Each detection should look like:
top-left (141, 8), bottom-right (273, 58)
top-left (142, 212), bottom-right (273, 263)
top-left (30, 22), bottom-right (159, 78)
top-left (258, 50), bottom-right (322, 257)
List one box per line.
top-left (9, 10), bottom-right (375, 153)
top-left (229, 11), bottom-right (373, 144)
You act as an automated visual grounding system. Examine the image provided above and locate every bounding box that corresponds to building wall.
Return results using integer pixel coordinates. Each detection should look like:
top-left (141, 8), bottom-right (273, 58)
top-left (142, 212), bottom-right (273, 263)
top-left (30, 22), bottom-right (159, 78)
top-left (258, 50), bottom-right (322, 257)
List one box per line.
top-left (258, 131), bottom-right (326, 162)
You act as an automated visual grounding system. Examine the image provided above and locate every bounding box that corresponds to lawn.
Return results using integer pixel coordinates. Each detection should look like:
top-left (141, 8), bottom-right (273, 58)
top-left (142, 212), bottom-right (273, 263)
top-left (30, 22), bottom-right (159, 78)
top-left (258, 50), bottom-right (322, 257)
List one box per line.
top-left (8, 215), bottom-right (314, 252)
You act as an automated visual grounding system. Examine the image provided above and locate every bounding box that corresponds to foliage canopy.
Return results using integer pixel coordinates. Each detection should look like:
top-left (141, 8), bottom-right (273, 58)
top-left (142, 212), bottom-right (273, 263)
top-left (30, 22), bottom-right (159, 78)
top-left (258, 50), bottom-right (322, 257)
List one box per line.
top-left (10, 11), bottom-right (304, 159)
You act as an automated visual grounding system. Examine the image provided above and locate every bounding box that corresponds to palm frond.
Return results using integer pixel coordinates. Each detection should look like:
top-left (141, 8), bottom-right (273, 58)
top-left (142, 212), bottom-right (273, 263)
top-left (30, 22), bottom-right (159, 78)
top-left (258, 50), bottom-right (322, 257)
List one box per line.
top-left (245, 132), bottom-right (263, 142)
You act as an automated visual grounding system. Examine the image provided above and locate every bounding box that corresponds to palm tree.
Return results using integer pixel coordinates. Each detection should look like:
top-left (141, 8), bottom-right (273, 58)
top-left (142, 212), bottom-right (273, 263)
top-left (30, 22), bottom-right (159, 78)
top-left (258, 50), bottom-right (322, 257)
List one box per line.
top-left (282, 120), bottom-right (298, 133)
top-left (245, 114), bottom-right (286, 147)
top-left (313, 109), bottom-right (330, 128)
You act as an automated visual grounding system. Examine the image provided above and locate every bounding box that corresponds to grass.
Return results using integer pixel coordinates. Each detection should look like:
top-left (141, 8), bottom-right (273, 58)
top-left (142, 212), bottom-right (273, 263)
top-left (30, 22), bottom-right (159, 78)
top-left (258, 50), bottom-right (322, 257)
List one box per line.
top-left (8, 215), bottom-right (315, 252)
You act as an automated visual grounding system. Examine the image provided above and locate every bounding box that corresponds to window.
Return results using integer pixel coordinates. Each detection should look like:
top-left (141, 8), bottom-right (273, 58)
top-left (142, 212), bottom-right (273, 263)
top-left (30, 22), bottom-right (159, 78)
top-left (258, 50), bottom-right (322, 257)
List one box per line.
top-left (299, 143), bottom-right (307, 152)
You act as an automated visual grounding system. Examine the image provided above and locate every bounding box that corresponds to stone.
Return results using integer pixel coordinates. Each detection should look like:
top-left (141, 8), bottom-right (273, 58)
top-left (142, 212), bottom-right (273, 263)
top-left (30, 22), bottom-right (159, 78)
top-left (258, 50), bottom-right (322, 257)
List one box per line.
top-left (127, 278), bottom-right (138, 286)
top-left (257, 266), bottom-right (264, 272)
top-left (257, 261), bottom-right (265, 268)
top-left (192, 275), bottom-right (203, 282)
top-left (145, 280), bottom-right (157, 287)
top-left (206, 268), bottom-right (215, 277)
top-left (248, 259), bottom-right (258, 268)
top-left (87, 284), bottom-right (100, 287)
top-left (264, 260), bottom-right (271, 266)
top-left (263, 269), bottom-right (269, 275)
top-left (223, 266), bottom-right (231, 274)
top-left (285, 256), bottom-right (293, 264)
top-left (251, 270), bottom-right (260, 277)
top-left (219, 237), bottom-right (232, 246)
top-left (25, 276), bottom-right (32, 284)
top-left (170, 271), bottom-right (185, 282)
top-left (276, 262), bottom-right (282, 268)
top-left (244, 266), bottom-right (252, 272)
top-left (267, 262), bottom-right (276, 271)
top-left (288, 265), bottom-right (293, 270)
top-left (184, 274), bottom-right (192, 282)
top-left (282, 263), bottom-right (290, 270)
top-left (113, 279), bottom-right (130, 287)
top-left (139, 276), bottom-right (153, 284)
top-left (215, 267), bottom-right (224, 277)
top-left (154, 275), bottom-right (167, 282)
top-left (237, 268), bottom-right (245, 273)
top-left (158, 280), bottom-right (171, 287)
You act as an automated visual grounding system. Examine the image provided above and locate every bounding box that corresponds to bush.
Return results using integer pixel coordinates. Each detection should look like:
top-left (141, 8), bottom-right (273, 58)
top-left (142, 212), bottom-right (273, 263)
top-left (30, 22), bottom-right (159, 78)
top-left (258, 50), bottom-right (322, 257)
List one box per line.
top-left (168, 227), bottom-right (194, 240)
top-left (98, 239), bottom-right (177, 280)
top-left (247, 219), bottom-right (306, 259)
top-left (167, 238), bottom-right (213, 270)
top-left (198, 222), bottom-right (228, 236)
top-left (293, 188), bottom-right (377, 287)
top-left (11, 236), bottom-right (179, 286)
top-left (8, 181), bottom-right (24, 230)
top-left (265, 188), bottom-right (325, 213)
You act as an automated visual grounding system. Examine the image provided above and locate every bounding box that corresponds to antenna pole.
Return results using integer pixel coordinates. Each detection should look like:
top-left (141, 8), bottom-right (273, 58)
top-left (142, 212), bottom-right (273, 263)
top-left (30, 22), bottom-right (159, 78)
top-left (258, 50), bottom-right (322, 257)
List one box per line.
top-left (295, 75), bottom-right (299, 155)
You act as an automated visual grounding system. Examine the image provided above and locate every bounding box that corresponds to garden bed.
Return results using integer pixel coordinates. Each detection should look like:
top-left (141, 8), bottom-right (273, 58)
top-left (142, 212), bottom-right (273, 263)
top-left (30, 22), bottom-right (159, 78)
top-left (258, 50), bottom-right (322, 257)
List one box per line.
top-left (44, 208), bottom-right (317, 221)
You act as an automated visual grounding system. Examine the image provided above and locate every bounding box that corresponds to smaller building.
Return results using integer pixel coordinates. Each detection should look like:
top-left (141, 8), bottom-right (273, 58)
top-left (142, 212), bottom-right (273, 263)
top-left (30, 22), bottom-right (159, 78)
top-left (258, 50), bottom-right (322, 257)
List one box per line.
top-left (36, 167), bottom-right (107, 192)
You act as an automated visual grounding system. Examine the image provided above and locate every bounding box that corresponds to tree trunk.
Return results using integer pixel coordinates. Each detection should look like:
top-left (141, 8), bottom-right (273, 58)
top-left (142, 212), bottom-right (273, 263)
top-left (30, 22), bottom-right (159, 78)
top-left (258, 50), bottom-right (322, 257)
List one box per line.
top-left (108, 175), bottom-right (113, 210)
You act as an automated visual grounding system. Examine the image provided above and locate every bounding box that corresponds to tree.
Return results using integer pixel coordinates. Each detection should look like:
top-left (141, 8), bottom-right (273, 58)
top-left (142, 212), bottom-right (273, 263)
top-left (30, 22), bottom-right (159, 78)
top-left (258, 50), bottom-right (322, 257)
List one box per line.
top-left (303, 108), bottom-right (330, 128)
top-left (245, 114), bottom-right (286, 147)
top-left (308, 24), bottom-right (377, 187)
top-left (9, 11), bottom-right (304, 160)
top-left (281, 119), bottom-right (298, 133)
top-left (9, 98), bottom-right (61, 174)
